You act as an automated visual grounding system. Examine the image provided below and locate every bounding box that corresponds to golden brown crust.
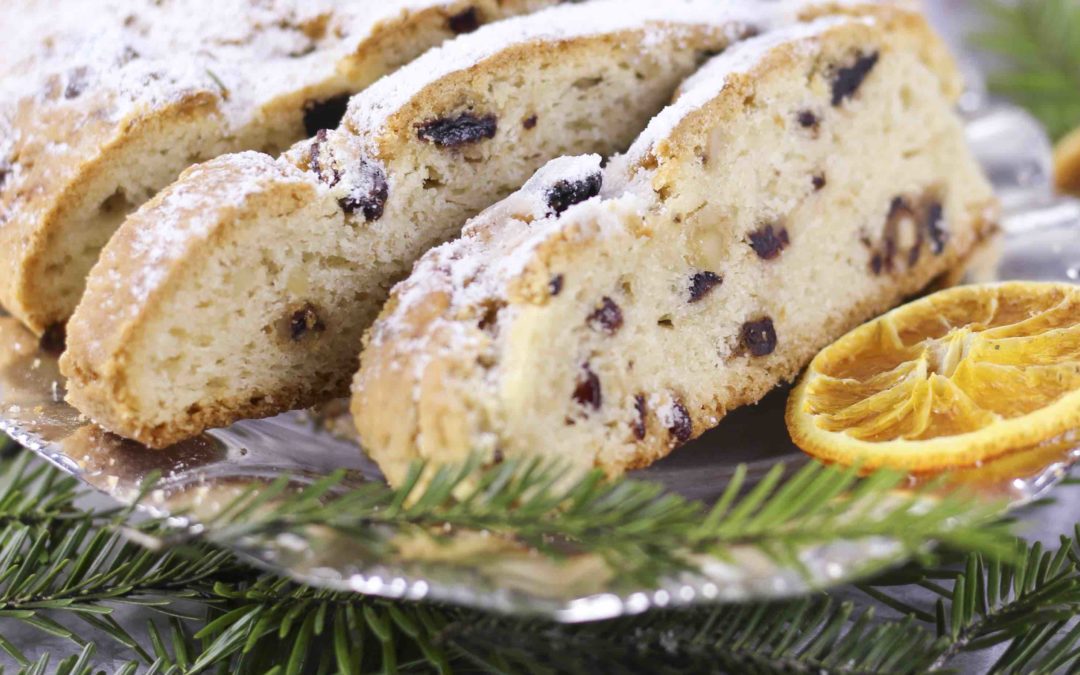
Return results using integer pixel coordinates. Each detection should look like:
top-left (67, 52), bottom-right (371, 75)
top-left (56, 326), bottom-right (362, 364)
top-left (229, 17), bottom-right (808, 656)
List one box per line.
top-left (1, 90), bottom-right (223, 335)
top-left (60, 154), bottom-right (328, 448)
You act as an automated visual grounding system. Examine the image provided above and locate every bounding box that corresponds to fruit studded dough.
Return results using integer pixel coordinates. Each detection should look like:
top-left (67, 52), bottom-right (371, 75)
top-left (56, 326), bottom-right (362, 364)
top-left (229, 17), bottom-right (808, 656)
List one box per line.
top-left (352, 11), bottom-right (998, 486)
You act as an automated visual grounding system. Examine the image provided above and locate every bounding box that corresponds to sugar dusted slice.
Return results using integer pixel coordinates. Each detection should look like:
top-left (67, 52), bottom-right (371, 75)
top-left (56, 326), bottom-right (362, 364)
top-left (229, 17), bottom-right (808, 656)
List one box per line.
top-left (0, 0), bottom-right (558, 336)
top-left (351, 10), bottom-right (998, 485)
top-left (62, 0), bottom-right (807, 448)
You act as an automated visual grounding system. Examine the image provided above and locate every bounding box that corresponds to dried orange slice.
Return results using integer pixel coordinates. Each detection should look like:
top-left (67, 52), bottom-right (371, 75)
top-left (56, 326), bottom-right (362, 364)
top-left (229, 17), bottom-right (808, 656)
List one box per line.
top-left (787, 282), bottom-right (1080, 472)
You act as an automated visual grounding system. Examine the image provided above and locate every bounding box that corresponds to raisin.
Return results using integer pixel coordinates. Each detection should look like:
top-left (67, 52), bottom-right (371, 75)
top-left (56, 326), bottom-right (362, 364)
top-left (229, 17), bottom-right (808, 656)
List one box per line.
top-left (812, 174), bottom-right (827, 191)
top-left (925, 201), bottom-right (947, 254)
top-left (288, 303), bottom-right (326, 341)
top-left (587, 297), bottom-right (623, 334)
top-left (797, 110), bottom-right (819, 129)
top-left (633, 395), bottom-right (648, 440)
top-left (668, 399), bottom-right (693, 444)
top-left (417, 112), bottom-right (497, 148)
top-left (546, 172), bottom-right (603, 215)
top-left (340, 161), bottom-right (389, 222)
top-left (689, 271), bottom-right (723, 303)
top-left (549, 275), bottom-right (564, 297)
top-left (573, 364), bottom-right (602, 411)
top-left (523, 114), bottom-right (538, 130)
top-left (303, 94), bottom-right (350, 137)
top-left (39, 323), bottom-right (66, 355)
top-left (493, 449), bottom-right (505, 465)
top-left (748, 224), bottom-right (790, 260)
top-left (741, 318), bottom-right (777, 357)
top-left (831, 52), bottom-right (880, 106)
top-left (447, 7), bottom-right (480, 34)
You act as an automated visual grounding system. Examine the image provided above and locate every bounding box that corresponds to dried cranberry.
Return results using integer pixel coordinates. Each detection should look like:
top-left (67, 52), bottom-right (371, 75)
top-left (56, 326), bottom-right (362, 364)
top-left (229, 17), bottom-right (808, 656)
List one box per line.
top-left (689, 271), bottom-right (723, 303)
top-left (303, 94), bottom-right (350, 136)
top-left (749, 224), bottom-right (790, 261)
top-left (831, 52), bottom-right (880, 106)
top-left (447, 7), bottom-right (480, 34)
top-left (668, 400), bottom-right (693, 444)
top-left (546, 173), bottom-right (603, 215)
top-left (573, 364), bottom-right (602, 411)
top-left (741, 318), bottom-right (777, 357)
top-left (587, 297), bottom-right (623, 334)
top-left (417, 112), bottom-right (497, 148)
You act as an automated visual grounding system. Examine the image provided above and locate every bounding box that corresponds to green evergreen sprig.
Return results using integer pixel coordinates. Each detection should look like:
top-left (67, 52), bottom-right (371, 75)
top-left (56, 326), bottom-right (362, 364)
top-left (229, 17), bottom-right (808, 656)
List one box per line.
top-left (974, 0), bottom-right (1080, 140)
top-left (186, 457), bottom-right (1015, 590)
top-left (0, 433), bottom-right (1076, 674)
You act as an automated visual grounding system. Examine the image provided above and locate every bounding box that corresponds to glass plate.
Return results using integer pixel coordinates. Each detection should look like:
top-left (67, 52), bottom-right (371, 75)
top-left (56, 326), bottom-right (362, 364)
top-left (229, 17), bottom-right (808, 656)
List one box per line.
top-left (1, 104), bottom-right (1077, 623)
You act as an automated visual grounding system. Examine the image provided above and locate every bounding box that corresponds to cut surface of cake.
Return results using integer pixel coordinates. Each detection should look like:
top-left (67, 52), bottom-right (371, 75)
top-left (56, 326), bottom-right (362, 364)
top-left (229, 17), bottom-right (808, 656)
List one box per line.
top-left (351, 11), bottom-right (998, 486)
top-left (61, 0), bottom-right (821, 448)
top-left (0, 0), bottom-right (556, 335)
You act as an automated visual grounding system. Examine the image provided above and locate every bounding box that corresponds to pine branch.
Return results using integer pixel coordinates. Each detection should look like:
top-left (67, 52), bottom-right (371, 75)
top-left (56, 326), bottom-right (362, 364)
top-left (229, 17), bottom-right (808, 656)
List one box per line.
top-left (186, 458), bottom-right (1016, 590)
top-left (0, 439), bottom-right (1057, 674)
top-left (973, 0), bottom-right (1080, 140)
top-left (854, 528), bottom-right (1080, 674)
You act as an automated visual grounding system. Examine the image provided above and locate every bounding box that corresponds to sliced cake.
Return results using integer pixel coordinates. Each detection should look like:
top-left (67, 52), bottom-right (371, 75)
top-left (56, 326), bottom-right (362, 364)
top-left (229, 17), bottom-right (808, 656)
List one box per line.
top-left (61, 0), bottom-right (825, 448)
top-left (351, 12), bottom-right (998, 485)
top-left (0, 0), bottom-right (556, 336)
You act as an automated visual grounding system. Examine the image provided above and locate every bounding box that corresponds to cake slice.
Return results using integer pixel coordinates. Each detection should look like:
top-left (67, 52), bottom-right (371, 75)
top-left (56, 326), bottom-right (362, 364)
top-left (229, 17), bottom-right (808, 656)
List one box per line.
top-left (351, 12), bottom-right (998, 485)
top-left (61, 0), bottom-right (823, 448)
top-left (0, 0), bottom-right (556, 336)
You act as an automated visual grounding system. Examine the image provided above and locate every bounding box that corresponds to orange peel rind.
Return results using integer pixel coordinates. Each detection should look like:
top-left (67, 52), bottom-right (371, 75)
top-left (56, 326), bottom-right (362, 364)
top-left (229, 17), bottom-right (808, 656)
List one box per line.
top-left (787, 282), bottom-right (1080, 472)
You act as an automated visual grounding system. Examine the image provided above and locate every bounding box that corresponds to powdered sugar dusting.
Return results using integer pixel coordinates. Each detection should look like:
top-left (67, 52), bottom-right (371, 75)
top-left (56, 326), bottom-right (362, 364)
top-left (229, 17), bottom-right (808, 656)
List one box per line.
top-left (2, 1), bottom-right (460, 128)
top-left (610, 14), bottom-right (868, 182)
top-left (372, 10), bottom-right (883, 368)
top-left (122, 153), bottom-right (306, 307)
top-left (344, 0), bottom-right (802, 146)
